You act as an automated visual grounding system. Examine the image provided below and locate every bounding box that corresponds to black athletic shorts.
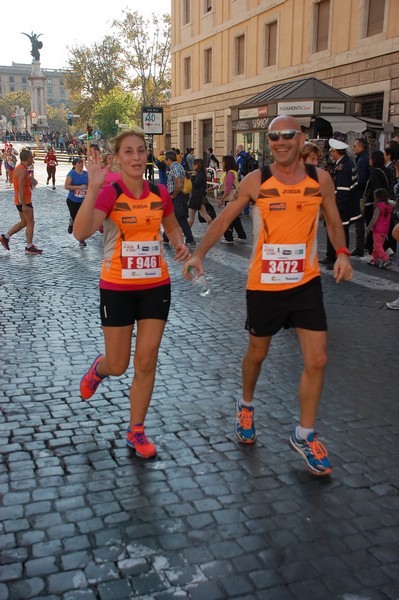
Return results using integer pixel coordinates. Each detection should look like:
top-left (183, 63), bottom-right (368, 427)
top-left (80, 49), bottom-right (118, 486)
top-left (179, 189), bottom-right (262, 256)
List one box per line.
top-left (100, 284), bottom-right (171, 327)
top-left (245, 277), bottom-right (327, 337)
top-left (16, 204), bottom-right (33, 212)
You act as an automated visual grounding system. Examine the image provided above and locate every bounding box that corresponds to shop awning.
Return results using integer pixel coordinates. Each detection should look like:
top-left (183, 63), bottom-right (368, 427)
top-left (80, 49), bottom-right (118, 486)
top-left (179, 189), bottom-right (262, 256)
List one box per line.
top-left (326, 115), bottom-right (367, 134)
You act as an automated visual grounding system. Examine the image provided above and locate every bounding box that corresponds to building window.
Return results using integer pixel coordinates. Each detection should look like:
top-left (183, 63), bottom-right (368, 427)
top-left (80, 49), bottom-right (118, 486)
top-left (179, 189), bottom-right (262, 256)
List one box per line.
top-left (60, 80), bottom-right (64, 87)
top-left (264, 21), bottom-right (277, 67)
top-left (22, 77), bottom-right (27, 84)
top-left (205, 0), bottom-right (212, 12)
top-left (204, 48), bottom-right (212, 84)
top-left (47, 79), bottom-right (52, 85)
top-left (183, 0), bottom-right (191, 25)
top-left (183, 57), bottom-right (191, 90)
top-left (182, 122), bottom-right (192, 151)
top-left (9, 76), bottom-right (14, 83)
top-left (314, 0), bottom-right (330, 52)
top-left (366, 0), bottom-right (385, 36)
top-left (10, 86), bottom-right (15, 92)
top-left (235, 34), bottom-right (245, 76)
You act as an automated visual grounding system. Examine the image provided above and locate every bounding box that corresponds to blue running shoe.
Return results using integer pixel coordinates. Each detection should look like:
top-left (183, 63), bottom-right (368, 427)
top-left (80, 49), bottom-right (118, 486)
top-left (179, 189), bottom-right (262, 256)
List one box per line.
top-left (235, 402), bottom-right (256, 444)
top-left (289, 431), bottom-right (332, 476)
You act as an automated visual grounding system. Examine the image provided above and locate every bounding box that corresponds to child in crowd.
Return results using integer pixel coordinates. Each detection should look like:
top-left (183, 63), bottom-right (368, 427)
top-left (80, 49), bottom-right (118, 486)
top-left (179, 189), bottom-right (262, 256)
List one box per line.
top-left (365, 188), bottom-right (393, 268)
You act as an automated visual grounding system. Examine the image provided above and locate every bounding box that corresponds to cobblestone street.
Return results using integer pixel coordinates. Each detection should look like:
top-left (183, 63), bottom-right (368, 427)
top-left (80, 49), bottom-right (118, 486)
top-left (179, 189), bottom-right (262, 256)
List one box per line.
top-left (0, 161), bottom-right (398, 599)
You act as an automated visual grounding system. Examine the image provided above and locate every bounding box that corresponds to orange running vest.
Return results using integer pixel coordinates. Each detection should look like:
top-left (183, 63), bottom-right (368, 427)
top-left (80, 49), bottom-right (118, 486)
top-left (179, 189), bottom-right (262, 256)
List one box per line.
top-left (247, 168), bottom-right (322, 291)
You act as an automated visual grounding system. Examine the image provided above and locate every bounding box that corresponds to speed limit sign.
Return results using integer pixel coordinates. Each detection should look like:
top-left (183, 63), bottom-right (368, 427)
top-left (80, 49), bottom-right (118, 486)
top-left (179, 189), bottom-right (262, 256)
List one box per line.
top-left (142, 106), bottom-right (163, 135)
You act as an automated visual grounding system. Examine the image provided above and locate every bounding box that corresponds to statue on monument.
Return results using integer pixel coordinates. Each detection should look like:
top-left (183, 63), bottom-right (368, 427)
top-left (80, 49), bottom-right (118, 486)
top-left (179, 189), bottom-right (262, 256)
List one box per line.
top-left (21, 32), bottom-right (43, 61)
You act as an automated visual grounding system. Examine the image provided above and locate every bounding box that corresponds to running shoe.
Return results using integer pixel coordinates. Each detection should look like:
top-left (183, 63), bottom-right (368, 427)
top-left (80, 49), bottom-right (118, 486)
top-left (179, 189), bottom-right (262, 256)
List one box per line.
top-left (79, 240), bottom-right (87, 247)
top-left (236, 238), bottom-right (247, 243)
top-left (67, 219), bottom-right (73, 234)
top-left (80, 355), bottom-right (105, 400)
top-left (221, 239), bottom-right (234, 244)
top-left (235, 402), bottom-right (256, 444)
top-left (289, 431), bottom-right (332, 476)
top-left (1, 234), bottom-right (10, 251)
top-left (381, 260), bottom-right (391, 269)
top-left (386, 298), bottom-right (399, 310)
top-left (126, 425), bottom-right (157, 458)
top-left (52, 186), bottom-right (56, 190)
top-left (367, 259), bottom-right (379, 267)
top-left (25, 245), bottom-right (43, 255)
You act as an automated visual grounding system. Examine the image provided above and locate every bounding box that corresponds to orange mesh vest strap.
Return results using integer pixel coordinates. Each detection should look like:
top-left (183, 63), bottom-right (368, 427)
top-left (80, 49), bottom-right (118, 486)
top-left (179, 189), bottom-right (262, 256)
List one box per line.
top-left (247, 166), bottom-right (322, 291)
top-left (100, 183), bottom-right (170, 288)
top-left (13, 164), bottom-right (32, 206)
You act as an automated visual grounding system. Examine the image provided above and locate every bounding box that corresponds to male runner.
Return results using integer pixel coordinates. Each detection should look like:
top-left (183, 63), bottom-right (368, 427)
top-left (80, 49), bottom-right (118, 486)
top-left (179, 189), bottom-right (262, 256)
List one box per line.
top-left (1, 148), bottom-right (42, 254)
top-left (184, 115), bottom-right (352, 476)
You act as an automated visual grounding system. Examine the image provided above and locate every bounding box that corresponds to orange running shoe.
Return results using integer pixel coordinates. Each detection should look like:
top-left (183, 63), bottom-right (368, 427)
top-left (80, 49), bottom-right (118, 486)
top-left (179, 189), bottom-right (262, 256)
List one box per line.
top-left (235, 401), bottom-right (256, 444)
top-left (126, 425), bottom-right (157, 458)
top-left (80, 355), bottom-right (105, 400)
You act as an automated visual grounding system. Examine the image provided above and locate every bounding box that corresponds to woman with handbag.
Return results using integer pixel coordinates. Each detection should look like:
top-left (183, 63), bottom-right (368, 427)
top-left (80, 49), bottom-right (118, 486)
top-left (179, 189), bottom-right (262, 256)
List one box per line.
top-left (188, 159), bottom-right (213, 227)
top-left (218, 155), bottom-right (247, 244)
top-left (362, 150), bottom-right (392, 256)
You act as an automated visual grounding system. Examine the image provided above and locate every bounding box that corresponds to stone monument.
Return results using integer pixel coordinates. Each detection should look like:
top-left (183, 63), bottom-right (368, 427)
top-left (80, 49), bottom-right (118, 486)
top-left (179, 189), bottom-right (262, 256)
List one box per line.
top-left (22, 32), bottom-right (49, 132)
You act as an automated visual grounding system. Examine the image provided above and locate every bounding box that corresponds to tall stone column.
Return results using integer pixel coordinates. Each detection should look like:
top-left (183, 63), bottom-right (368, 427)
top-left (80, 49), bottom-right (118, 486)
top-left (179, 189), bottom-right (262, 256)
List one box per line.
top-left (28, 60), bottom-right (49, 131)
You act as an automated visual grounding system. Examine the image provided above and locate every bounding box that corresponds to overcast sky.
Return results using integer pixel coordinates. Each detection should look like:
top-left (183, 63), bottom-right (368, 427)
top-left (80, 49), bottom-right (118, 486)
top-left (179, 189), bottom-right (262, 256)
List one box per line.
top-left (2, 0), bottom-right (171, 70)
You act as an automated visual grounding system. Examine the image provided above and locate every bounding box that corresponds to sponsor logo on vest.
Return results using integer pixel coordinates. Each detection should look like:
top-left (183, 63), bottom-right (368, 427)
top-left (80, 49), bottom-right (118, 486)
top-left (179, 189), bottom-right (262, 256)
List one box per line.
top-left (270, 202), bottom-right (286, 211)
top-left (122, 217), bottom-right (137, 224)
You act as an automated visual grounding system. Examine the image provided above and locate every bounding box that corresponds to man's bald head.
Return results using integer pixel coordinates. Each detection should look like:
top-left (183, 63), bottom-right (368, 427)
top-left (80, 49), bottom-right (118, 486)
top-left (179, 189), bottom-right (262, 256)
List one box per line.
top-left (268, 115), bottom-right (301, 132)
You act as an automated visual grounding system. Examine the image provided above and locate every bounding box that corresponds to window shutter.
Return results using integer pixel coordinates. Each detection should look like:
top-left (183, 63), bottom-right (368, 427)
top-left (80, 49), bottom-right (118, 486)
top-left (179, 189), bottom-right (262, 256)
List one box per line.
top-left (367, 0), bottom-right (385, 36)
top-left (316, 0), bottom-right (330, 52)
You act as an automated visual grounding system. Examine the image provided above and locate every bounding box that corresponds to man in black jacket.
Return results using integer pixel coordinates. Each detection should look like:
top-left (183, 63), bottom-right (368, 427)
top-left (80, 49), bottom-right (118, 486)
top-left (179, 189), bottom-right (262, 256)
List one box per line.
top-left (351, 137), bottom-right (370, 257)
top-left (320, 139), bottom-right (358, 268)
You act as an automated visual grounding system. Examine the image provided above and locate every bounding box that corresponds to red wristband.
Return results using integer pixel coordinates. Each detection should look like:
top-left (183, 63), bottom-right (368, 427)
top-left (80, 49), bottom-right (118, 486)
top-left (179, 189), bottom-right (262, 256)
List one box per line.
top-left (336, 247), bottom-right (350, 257)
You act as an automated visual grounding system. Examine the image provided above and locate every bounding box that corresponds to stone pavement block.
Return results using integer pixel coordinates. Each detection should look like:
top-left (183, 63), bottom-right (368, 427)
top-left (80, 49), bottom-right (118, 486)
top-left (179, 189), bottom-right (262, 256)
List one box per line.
top-left (8, 577), bottom-right (45, 599)
top-left (97, 578), bottom-right (132, 599)
top-left (47, 570), bottom-right (88, 594)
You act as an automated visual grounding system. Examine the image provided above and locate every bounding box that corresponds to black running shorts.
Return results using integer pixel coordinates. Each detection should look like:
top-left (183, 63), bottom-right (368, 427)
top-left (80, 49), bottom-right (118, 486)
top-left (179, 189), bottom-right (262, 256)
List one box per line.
top-left (16, 204), bottom-right (33, 212)
top-left (100, 284), bottom-right (171, 327)
top-left (245, 277), bottom-right (327, 337)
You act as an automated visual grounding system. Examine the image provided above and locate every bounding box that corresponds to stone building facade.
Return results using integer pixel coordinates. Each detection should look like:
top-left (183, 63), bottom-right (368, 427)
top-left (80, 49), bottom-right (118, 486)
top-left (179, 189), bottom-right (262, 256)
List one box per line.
top-left (0, 63), bottom-right (70, 107)
top-left (170, 0), bottom-right (399, 162)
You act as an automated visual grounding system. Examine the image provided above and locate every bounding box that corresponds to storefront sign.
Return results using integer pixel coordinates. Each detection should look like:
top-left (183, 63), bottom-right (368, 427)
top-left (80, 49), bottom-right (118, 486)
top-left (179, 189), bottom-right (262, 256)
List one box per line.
top-left (278, 101), bottom-right (314, 115)
top-left (320, 102), bottom-right (345, 114)
top-left (239, 106), bottom-right (268, 119)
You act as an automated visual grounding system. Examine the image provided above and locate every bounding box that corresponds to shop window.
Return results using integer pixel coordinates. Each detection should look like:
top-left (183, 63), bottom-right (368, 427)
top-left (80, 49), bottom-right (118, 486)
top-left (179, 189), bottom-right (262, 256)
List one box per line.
top-left (204, 48), bottom-right (212, 84)
top-left (366, 0), bottom-right (385, 36)
top-left (314, 0), bottom-right (330, 52)
top-left (183, 0), bottom-right (191, 25)
top-left (183, 57), bottom-right (191, 90)
top-left (264, 21), bottom-right (277, 67)
top-left (235, 34), bottom-right (245, 76)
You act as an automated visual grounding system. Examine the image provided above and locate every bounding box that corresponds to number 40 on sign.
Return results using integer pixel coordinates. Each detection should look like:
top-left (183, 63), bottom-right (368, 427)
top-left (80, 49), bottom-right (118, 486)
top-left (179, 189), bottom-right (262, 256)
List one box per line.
top-left (141, 106), bottom-right (163, 135)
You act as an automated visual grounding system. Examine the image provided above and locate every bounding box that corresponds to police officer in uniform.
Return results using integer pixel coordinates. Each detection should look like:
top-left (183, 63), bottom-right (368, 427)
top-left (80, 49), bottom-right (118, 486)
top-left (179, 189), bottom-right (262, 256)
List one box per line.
top-left (320, 139), bottom-right (358, 269)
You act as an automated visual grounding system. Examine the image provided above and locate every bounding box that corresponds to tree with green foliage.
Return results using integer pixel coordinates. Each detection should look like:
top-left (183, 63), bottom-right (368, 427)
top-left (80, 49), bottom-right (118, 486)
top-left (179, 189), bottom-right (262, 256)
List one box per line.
top-left (65, 35), bottom-right (125, 122)
top-left (47, 104), bottom-right (71, 133)
top-left (0, 91), bottom-right (31, 120)
top-left (112, 11), bottom-right (171, 106)
top-left (94, 88), bottom-right (140, 138)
